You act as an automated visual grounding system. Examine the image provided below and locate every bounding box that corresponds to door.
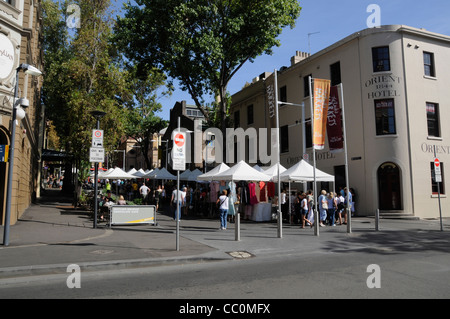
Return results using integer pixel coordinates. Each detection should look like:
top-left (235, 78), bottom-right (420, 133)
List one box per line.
top-left (377, 162), bottom-right (402, 210)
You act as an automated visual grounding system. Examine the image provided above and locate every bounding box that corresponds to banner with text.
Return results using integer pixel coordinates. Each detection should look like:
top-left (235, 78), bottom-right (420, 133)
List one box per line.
top-left (326, 86), bottom-right (344, 153)
top-left (313, 79), bottom-right (331, 150)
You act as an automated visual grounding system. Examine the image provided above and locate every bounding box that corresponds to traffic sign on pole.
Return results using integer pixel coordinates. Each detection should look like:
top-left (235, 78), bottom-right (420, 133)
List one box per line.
top-left (92, 129), bottom-right (104, 147)
top-left (90, 147), bottom-right (105, 163)
top-left (172, 132), bottom-right (186, 171)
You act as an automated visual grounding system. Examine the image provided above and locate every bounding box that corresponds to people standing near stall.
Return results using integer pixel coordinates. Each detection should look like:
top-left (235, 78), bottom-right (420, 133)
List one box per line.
top-left (216, 190), bottom-right (229, 230)
top-left (327, 192), bottom-right (338, 226)
top-left (318, 190), bottom-right (328, 227)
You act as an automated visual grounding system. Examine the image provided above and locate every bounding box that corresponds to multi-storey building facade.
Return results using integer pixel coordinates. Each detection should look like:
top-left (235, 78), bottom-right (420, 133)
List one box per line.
top-left (230, 25), bottom-right (450, 219)
top-left (0, 0), bottom-right (44, 225)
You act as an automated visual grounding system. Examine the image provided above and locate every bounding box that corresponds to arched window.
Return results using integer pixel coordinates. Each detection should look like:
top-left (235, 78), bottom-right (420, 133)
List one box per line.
top-left (377, 162), bottom-right (402, 210)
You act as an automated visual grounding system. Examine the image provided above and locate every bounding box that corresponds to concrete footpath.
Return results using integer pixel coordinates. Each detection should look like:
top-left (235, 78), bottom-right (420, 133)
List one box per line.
top-left (1, 189), bottom-right (449, 279)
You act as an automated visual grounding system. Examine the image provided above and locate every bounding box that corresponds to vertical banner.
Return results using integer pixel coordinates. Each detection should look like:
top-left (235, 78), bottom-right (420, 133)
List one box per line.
top-left (327, 86), bottom-right (344, 152)
top-left (313, 79), bottom-right (331, 150)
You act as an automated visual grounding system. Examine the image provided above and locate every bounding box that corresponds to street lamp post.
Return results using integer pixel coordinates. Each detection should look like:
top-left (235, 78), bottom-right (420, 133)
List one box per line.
top-left (91, 110), bottom-right (106, 229)
top-left (3, 64), bottom-right (42, 246)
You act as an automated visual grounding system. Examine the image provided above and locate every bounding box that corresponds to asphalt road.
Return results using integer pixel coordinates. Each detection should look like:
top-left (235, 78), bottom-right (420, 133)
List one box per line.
top-left (1, 238), bottom-right (449, 301)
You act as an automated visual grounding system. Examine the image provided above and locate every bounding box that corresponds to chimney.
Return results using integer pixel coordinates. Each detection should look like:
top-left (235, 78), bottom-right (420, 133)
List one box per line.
top-left (291, 51), bottom-right (310, 66)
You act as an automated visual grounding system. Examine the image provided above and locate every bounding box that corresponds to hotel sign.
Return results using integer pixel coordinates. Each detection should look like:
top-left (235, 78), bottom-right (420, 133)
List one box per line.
top-left (0, 33), bottom-right (15, 79)
top-left (365, 74), bottom-right (401, 99)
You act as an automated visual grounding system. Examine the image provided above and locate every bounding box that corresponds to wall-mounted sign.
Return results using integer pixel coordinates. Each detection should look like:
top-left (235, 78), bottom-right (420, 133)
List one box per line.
top-left (365, 74), bottom-right (401, 100)
top-left (0, 33), bottom-right (15, 79)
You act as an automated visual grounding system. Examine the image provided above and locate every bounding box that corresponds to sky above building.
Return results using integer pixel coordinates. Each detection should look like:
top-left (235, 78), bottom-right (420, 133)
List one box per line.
top-left (115, 0), bottom-right (450, 120)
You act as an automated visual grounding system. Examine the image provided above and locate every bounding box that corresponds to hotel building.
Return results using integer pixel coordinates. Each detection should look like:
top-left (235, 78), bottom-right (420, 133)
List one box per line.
top-left (230, 25), bottom-right (450, 219)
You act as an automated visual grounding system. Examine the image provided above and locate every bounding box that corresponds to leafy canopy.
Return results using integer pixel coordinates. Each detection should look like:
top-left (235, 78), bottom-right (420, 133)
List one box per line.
top-left (115, 0), bottom-right (302, 128)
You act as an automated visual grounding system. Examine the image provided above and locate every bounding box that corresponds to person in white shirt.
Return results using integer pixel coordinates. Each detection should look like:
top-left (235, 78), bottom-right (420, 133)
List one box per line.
top-left (216, 190), bottom-right (229, 230)
top-left (171, 187), bottom-right (185, 220)
top-left (139, 183), bottom-right (150, 204)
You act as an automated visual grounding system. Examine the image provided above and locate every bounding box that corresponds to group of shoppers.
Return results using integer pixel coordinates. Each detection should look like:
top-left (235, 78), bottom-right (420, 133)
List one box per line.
top-left (293, 187), bottom-right (354, 229)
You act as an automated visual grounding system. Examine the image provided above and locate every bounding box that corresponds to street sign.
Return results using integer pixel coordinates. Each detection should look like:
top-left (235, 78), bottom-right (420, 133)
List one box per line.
top-left (90, 147), bottom-right (105, 163)
top-left (434, 158), bottom-right (442, 182)
top-left (0, 145), bottom-right (9, 162)
top-left (92, 129), bottom-right (104, 147)
top-left (172, 132), bottom-right (186, 171)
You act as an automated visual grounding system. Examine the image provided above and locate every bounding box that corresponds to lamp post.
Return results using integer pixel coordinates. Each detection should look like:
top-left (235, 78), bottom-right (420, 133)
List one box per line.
top-left (91, 110), bottom-right (106, 229)
top-left (3, 64), bottom-right (42, 246)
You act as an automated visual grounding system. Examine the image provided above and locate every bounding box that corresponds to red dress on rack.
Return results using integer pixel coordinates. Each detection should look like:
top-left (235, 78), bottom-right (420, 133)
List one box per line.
top-left (248, 182), bottom-right (259, 205)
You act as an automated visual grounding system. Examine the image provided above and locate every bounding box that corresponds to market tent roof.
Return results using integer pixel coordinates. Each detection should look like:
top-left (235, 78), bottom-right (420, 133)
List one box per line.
top-left (197, 163), bottom-right (230, 181)
top-left (148, 167), bottom-right (176, 180)
top-left (144, 168), bottom-right (159, 178)
top-left (101, 167), bottom-right (136, 180)
top-left (263, 163), bottom-right (287, 180)
top-left (253, 165), bottom-right (265, 172)
top-left (127, 168), bottom-right (137, 175)
top-left (179, 169), bottom-right (193, 180)
top-left (188, 168), bottom-right (203, 181)
top-left (211, 160), bottom-right (271, 182)
top-left (97, 168), bottom-right (114, 178)
top-left (132, 169), bottom-right (147, 178)
top-left (277, 160), bottom-right (334, 182)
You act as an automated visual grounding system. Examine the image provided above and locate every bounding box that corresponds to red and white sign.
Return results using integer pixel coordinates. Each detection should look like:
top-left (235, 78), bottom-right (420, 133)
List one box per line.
top-left (174, 133), bottom-right (185, 147)
top-left (172, 131), bottom-right (186, 170)
top-left (434, 158), bottom-right (440, 168)
top-left (92, 129), bottom-right (104, 147)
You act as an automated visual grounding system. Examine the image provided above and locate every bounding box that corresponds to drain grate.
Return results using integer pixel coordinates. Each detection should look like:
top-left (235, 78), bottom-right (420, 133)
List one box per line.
top-left (227, 251), bottom-right (254, 259)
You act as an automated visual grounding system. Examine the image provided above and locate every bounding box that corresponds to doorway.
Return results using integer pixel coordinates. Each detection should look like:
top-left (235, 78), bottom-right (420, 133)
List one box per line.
top-left (377, 162), bottom-right (402, 210)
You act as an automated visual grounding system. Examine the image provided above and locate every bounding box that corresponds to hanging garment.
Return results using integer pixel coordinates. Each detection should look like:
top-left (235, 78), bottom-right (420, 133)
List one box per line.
top-left (248, 182), bottom-right (259, 205)
top-left (209, 181), bottom-right (219, 202)
top-left (267, 182), bottom-right (275, 198)
top-left (259, 181), bottom-right (266, 202)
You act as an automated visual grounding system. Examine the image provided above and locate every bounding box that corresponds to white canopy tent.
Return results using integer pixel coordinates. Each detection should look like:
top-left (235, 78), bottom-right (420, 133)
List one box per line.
top-left (263, 163), bottom-right (287, 181)
top-left (277, 160), bottom-right (335, 183)
top-left (102, 167), bottom-right (136, 180)
top-left (276, 160), bottom-right (335, 226)
top-left (211, 160), bottom-right (271, 182)
top-left (197, 163), bottom-right (230, 181)
top-left (210, 161), bottom-right (271, 242)
top-left (126, 168), bottom-right (137, 175)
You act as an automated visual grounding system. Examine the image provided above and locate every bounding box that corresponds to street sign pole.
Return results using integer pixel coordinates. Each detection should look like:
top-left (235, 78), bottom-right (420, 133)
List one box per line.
top-left (433, 146), bottom-right (443, 231)
top-left (176, 117), bottom-right (181, 251)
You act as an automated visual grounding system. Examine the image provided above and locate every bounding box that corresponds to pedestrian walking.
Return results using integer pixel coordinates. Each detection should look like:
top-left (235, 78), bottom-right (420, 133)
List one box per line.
top-left (139, 182), bottom-right (150, 204)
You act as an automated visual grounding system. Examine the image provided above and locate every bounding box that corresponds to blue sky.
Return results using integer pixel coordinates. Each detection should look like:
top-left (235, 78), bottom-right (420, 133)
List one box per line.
top-left (115, 0), bottom-right (450, 120)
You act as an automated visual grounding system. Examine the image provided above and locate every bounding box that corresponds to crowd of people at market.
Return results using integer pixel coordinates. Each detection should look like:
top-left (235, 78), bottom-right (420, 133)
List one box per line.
top-left (84, 175), bottom-right (355, 230)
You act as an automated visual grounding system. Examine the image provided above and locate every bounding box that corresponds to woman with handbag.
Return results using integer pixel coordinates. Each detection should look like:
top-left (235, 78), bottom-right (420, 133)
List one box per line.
top-left (216, 190), bottom-right (229, 230)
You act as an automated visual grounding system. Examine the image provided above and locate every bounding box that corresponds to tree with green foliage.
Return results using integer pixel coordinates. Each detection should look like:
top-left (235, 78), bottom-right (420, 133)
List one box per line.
top-left (123, 65), bottom-right (170, 169)
top-left (115, 0), bottom-right (302, 135)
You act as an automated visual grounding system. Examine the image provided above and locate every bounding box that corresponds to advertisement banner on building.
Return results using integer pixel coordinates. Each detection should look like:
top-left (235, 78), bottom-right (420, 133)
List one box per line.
top-left (313, 79), bottom-right (331, 150)
top-left (327, 86), bottom-right (344, 152)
